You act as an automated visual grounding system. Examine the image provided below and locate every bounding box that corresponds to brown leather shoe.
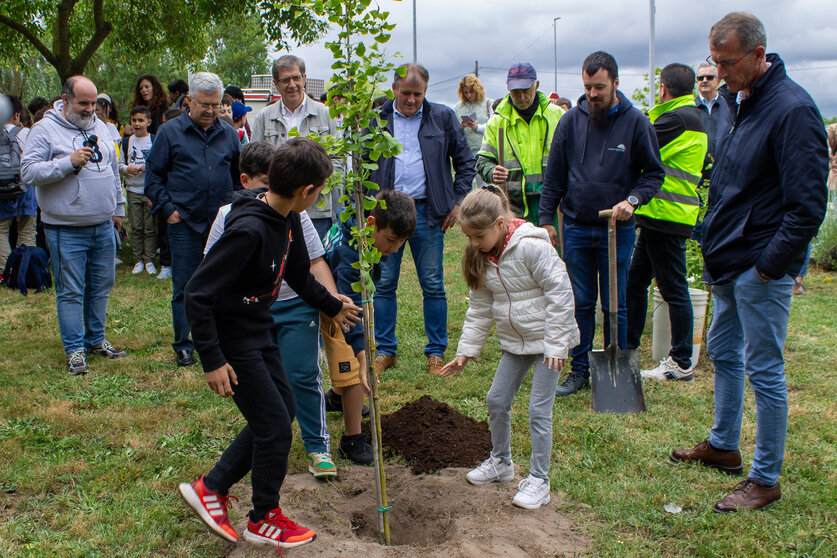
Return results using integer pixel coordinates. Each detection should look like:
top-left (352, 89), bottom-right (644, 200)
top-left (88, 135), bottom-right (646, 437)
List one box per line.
top-left (714, 478), bottom-right (781, 513)
top-left (670, 439), bottom-right (743, 475)
top-left (427, 355), bottom-right (445, 376)
top-left (374, 354), bottom-right (397, 373)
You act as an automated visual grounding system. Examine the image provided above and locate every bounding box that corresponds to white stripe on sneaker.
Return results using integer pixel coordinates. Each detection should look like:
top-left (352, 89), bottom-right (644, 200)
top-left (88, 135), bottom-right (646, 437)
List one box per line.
top-left (265, 526), bottom-right (277, 538)
top-left (259, 524), bottom-right (269, 535)
top-left (206, 502), bottom-right (221, 510)
top-left (204, 495), bottom-right (218, 502)
top-left (209, 509), bottom-right (224, 516)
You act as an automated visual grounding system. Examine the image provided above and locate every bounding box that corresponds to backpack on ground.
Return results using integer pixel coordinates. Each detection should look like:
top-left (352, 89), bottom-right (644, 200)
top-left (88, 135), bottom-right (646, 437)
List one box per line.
top-left (0, 126), bottom-right (25, 200)
top-left (1, 245), bottom-right (51, 296)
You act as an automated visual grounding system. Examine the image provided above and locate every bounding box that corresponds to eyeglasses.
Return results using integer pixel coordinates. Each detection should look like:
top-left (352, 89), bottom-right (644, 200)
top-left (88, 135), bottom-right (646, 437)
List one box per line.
top-left (696, 75), bottom-right (716, 82)
top-left (192, 100), bottom-right (222, 110)
top-left (275, 74), bottom-right (305, 86)
top-left (705, 50), bottom-right (753, 71)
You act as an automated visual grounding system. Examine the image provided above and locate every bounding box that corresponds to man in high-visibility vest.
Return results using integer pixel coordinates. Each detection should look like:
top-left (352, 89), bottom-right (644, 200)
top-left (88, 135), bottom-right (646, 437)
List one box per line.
top-left (625, 63), bottom-right (708, 381)
top-left (476, 63), bottom-right (563, 224)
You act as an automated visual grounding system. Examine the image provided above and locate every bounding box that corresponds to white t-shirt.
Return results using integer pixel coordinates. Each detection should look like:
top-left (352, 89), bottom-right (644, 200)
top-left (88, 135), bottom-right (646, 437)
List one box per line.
top-left (204, 206), bottom-right (324, 301)
top-left (121, 134), bottom-right (153, 194)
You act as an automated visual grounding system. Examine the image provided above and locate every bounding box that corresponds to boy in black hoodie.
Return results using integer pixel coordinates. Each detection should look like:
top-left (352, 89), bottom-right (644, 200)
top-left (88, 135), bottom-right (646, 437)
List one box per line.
top-left (179, 137), bottom-right (361, 551)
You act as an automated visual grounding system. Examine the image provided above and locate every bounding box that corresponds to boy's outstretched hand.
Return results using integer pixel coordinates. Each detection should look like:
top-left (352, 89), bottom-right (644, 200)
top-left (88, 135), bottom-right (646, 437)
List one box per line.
top-left (334, 295), bottom-right (362, 332)
top-left (206, 363), bottom-right (238, 397)
top-left (543, 357), bottom-right (565, 372)
top-left (439, 355), bottom-right (473, 377)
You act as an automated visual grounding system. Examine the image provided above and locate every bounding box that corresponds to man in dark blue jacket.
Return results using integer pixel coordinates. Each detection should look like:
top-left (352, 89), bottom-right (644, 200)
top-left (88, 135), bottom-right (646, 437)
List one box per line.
top-left (370, 63), bottom-right (475, 376)
top-left (540, 51), bottom-right (665, 396)
top-left (145, 72), bottom-right (241, 367)
top-left (670, 12), bottom-right (828, 514)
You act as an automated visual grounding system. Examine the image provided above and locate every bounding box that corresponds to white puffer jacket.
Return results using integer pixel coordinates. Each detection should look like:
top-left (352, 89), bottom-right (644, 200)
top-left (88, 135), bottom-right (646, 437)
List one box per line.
top-left (456, 223), bottom-right (579, 359)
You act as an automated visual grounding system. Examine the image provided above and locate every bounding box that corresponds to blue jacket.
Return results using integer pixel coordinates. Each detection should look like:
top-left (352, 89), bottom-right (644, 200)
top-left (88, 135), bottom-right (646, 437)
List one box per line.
top-left (370, 99), bottom-right (475, 227)
top-left (702, 54), bottom-right (828, 285)
top-left (539, 90), bottom-right (664, 226)
top-left (694, 94), bottom-right (733, 164)
top-left (144, 113), bottom-right (241, 233)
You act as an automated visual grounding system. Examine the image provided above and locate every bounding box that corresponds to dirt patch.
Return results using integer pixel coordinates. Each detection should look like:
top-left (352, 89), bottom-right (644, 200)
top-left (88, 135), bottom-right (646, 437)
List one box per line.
top-left (225, 465), bottom-right (590, 558)
top-left (361, 395), bottom-right (492, 474)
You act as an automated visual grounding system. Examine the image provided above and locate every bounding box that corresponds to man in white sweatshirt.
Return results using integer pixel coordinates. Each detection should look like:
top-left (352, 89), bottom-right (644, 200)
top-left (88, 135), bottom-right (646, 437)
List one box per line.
top-left (21, 76), bottom-right (127, 376)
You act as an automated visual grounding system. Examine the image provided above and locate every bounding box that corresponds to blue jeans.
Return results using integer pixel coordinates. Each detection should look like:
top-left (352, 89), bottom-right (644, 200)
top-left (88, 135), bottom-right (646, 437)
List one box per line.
top-left (270, 297), bottom-right (329, 454)
top-left (562, 217), bottom-right (635, 377)
top-left (168, 221), bottom-right (208, 353)
top-left (44, 222), bottom-right (116, 354)
top-left (707, 266), bottom-right (793, 486)
top-left (374, 202), bottom-right (447, 357)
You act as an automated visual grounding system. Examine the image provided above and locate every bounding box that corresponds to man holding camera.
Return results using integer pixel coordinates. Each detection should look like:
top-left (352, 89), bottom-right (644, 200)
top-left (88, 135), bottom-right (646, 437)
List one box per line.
top-left (21, 76), bottom-right (127, 376)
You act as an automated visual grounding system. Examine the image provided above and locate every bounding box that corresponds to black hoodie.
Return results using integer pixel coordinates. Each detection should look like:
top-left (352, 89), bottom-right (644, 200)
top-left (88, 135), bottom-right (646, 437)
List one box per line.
top-left (539, 90), bottom-right (665, 226)
top-left (185, 194), bottom-right (343, 372)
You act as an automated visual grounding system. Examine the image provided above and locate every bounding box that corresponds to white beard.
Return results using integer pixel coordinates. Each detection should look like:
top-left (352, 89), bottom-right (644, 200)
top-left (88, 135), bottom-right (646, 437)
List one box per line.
top-left (66, 111), bottom-right (94, 129)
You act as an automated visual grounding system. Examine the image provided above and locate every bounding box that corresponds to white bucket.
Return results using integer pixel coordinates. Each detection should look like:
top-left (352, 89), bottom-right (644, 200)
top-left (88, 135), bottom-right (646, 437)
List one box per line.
top-left (651, 287), bottom-right (709, 367)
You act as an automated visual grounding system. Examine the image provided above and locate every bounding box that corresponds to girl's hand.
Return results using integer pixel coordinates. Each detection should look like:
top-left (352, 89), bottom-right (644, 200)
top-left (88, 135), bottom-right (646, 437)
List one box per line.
top-left (543, 357), bottom-right (565, 372)
top-left (439, 355), bottom-right (472, 377)
top-left (206, 364), bottom-right (238, 397)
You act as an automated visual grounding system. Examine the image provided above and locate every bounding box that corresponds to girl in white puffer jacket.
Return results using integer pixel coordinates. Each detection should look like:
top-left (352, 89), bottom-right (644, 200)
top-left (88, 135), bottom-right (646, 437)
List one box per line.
top-left (441, 186), bottom-right (578, 510)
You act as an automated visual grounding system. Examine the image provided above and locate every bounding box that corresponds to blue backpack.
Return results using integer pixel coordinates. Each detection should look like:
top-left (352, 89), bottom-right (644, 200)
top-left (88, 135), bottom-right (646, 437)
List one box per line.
top-left (2, 245), bottom-right (51, 296)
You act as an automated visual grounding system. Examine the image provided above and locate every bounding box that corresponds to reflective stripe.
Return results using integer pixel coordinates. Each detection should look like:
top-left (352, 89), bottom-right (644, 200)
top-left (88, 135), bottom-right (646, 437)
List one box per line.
top-left (662, 164), bottom-right (701, 185)
top-left (524, 173), bottom-right (543, 182)
top-left (542, 156), bottom-right (549, 166)
top-left (506, 180), bottom-right (523, 190)
top-left (654, 190), bottom-right (700, 205)
top-left (480, 143), bottom-right (498, 157)
top-left (503, 159), bottom-right (521, 170)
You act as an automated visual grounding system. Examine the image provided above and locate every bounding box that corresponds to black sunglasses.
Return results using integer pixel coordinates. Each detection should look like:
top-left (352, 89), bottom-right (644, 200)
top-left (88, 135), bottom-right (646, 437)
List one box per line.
top-left (697, 75), bottom-right (717, 82)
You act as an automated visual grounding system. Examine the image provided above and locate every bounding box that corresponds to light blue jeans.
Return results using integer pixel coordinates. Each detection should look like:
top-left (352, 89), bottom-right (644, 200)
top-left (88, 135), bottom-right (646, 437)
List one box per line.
top-left (707, 265), bottom-right (794, 486)
top-left (44, 221), bottom-right (116, 354)
top-left (487, 352), bottom-right (558, 480)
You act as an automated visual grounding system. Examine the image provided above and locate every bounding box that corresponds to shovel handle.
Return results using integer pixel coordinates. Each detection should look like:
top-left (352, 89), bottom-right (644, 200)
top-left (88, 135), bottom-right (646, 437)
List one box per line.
top-left (599, 209), bottom-right (619, 351)
top-left (598, 209), bottom-right (614, 219)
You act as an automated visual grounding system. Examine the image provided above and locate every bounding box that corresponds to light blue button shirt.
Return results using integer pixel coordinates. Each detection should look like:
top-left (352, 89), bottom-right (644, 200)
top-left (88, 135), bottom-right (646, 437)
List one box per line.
top-left (698, 93), bottom-right (719, 114)
top-left (392, 106), bottom-right (427, 199)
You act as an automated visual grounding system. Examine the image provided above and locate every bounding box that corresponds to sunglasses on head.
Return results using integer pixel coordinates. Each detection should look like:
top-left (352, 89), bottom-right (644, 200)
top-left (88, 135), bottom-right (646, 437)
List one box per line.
top-left (697, 75), bottom-right (717, 82)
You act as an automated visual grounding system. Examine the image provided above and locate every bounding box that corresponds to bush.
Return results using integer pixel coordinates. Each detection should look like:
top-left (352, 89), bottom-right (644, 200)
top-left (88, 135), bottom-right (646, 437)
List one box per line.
top-left (812, 211), bottom-right (837, 271)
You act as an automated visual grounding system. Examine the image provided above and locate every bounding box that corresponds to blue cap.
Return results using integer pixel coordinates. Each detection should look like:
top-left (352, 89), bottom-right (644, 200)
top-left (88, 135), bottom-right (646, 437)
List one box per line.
top-left (507, 63), bottom-right (537, 90)
top-left (231, 101), bottom-right (252, 120)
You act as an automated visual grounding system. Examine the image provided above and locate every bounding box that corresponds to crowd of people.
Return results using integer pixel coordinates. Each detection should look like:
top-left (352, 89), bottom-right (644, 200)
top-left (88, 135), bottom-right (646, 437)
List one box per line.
top-left (1, 10), bottom-right (834, 553)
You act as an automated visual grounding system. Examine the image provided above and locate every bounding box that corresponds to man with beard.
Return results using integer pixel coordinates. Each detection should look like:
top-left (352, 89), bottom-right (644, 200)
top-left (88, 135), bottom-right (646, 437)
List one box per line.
top-left (539, 51), bottom-right (664, 397)
top-left (21, 76), bottom-right (127, 375)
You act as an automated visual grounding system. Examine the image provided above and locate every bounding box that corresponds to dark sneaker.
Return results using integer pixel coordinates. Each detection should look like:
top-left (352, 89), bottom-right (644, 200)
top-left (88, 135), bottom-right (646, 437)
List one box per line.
top-left (67, 349), bottom-right (89, 376)
top-left (176, 349), bottom-right (196, 367)
top-left (338, 433), bottom-right (374, 465)
top-left (714, 479), bottom-right (781, 513)
top-left (324, 389), bottom-right (370, 418)
top-left (555, 371), bottom-right (589, 397)
top-left (670, 439), bottom-right (743, 475)
top-left (85, 340), bottom-right (127, 359)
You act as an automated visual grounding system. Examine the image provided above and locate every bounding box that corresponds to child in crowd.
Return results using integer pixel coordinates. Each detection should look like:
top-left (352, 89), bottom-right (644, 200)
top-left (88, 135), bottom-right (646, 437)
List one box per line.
top-left (231, 101), bottom-right (251, 146)
top-left (204, 141), bottom-right (342, 479)
top-left (220, 94), bottom-right (234, 120)
top-left (440, 187), bottom-right (578, 510)
top-left (179, 137), bottom-right (361, 550)
top-left (119, 106), bottom-right (157, 275)
top-left (322, 189), bottom-right (416, 464)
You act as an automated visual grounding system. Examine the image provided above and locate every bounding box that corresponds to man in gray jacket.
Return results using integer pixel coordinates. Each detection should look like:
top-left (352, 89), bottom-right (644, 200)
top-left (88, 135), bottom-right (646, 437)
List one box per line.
top-left (21, 76), bottom-right (127, 375)
top-left (250, 54), bottom-right (342, 239)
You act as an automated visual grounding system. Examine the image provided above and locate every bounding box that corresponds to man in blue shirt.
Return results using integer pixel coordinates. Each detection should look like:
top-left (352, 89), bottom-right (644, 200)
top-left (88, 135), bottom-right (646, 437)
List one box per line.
top-left (145, 72), bottom-right (241, 367)
top-left (370, 64), bottom-right (475, 376)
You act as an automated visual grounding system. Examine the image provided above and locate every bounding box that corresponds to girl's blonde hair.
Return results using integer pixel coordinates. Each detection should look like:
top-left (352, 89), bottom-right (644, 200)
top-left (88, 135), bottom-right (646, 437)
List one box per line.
top-left (460, 187), bottom-right (512, 289)
top-left (457, 74), bottom-right (486, 104)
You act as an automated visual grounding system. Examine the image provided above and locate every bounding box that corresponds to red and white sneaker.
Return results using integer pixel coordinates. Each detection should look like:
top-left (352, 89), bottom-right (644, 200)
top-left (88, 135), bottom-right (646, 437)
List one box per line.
top-left (178, 476), bottom-right (239, 542)
top-left (243, 507), bottom-right (317, 549)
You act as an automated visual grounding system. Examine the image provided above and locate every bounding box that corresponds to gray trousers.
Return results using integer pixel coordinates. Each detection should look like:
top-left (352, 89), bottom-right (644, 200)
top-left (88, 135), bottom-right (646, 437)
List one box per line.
top-left (487, 351), bottom-right (558, 480)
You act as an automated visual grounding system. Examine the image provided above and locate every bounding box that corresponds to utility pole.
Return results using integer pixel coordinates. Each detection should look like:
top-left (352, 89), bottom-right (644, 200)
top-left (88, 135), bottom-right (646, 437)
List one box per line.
top-left (474, 60), bottom-right (479, 77)
top-left (412, 0), bottom-right (417, 63)
top-left (553, 17), bottom-right (561, 94)
top-left (649, 0), bottom-right (656, 107)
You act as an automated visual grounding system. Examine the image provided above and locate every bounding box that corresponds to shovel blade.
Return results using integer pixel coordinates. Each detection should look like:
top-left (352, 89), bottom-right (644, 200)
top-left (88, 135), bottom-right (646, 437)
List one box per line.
top-left (589, 346), bottom-right (646, 414)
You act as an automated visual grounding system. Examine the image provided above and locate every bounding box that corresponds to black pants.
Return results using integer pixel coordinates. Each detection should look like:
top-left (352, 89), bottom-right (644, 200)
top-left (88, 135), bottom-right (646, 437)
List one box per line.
top-left (156, 213), bottom-right (171, 267)
top-left (203, 342), bottom-right (296, 521)
top-left (626, 228), bottom-right (694, 369)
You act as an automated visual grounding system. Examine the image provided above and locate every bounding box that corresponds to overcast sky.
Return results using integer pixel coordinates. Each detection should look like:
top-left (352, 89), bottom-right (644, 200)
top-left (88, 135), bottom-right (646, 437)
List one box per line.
top-left (279, 0), bottom-right (837, 117)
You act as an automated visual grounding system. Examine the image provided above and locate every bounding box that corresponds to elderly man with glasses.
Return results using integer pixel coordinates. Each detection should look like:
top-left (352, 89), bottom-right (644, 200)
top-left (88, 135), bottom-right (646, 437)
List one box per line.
top-left (145, 71), bottom-right (242, 367)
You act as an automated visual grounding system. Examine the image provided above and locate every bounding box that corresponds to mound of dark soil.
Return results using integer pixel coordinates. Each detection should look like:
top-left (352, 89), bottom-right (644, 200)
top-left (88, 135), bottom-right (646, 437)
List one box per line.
top-left (363, 395), bottom-right (491, 474)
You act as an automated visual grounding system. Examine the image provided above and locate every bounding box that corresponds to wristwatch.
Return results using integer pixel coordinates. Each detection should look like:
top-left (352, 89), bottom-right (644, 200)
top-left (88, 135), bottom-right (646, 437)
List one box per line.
top-left (627, 195), bottom-right (640, 209)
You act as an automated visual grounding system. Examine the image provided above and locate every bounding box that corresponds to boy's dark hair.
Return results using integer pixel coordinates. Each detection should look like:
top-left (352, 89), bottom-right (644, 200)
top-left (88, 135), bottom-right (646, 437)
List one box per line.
top-left (582, 51), bottom-right (619, 80)
top-left (222, 94), bottom-right (233, 107)
top-left (168, 79), bottom-right (189, 96)
top-left (372, 95), bottom-right (388, 109)
top-left (130, 105), bottom-right (152, 119)
top-left (27, 96), bottom-right (49, 116)
top-left (224, 85), bottom-right (244, 102)
top-left (240, 141), bottom-right (277, 178)
top-left (163, 108), bottom-right (183, 122)
top-left (370, 190), bottom-right (417, 239)
top-left (268, 137), bottom-right (333, 197)
top-left (659, 63), bottom-right (696, 98)
top-left (8, 96), bottom-right (23, 118)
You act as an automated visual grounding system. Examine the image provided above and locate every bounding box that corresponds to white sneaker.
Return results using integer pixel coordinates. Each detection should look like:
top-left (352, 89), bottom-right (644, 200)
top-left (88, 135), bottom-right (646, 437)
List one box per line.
top-left (145, 262), bottom-right (158, 275)
top-left (157, 266), bottom-right (172, 280)
top-left (512, 475), bottom-right (550, 509)
top-left (466, 456), bottom-right (514, 485)
top-left (131, 262), bottom-right (144, 274)
top-left (115, 257), bottom-right (124, 266)
top-left (641, 356), bottom-right (694, 381)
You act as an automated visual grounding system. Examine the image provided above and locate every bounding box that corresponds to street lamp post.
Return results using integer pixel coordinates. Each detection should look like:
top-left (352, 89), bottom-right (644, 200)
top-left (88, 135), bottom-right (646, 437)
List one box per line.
top-left (413, 0), bottom-right (417, 64)
top-left (649, 0), bottom-right (656, 107)
top-left (553, 17), bottom-right (561, 94)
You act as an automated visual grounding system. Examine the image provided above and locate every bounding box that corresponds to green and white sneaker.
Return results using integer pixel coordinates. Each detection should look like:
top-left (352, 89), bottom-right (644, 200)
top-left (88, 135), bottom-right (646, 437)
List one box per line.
top-left (307, 452), bottom-right (337, 478)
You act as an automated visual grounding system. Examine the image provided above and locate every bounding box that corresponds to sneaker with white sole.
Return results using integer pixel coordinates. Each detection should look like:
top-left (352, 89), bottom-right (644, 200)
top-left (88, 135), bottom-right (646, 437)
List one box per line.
top-left (67, 349), bottom-right (89, 376)
top-left (145, 262), bottom-right (157, 275)
top-left (157, 266), bottom-right (172, 280)
top-left (243, 507), bottom-right (316, 548)
top-left (641, 356), bottom-right (694, 381)
top-left (307, 452), bottom-right (337, 478)
top-left (85, 340), bottom-right (127, 359)
top-left (131, 262), bottom-right (144, 274)
top-left (178, 476), bottom-right (239, 542)
top-left (466, 456), bottom-right (514, 485)
top-left (512, 475), bottom-right (550, 509)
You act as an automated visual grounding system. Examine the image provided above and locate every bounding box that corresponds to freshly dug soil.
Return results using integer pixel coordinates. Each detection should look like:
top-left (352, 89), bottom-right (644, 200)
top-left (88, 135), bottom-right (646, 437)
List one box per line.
top-left (362, 395), bottom-right (491, 474)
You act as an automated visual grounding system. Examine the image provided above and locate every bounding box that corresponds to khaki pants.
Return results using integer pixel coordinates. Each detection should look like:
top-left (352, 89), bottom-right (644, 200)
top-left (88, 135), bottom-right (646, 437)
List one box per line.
top-left (126, 191), bottom-right (157, 263)
top-left (0, 214), bottom-right (37, 273)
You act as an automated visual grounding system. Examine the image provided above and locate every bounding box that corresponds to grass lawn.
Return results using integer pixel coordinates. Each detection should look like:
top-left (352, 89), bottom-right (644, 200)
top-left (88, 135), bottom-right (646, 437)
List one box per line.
top-left (0, 228), bottom-right (835, 557)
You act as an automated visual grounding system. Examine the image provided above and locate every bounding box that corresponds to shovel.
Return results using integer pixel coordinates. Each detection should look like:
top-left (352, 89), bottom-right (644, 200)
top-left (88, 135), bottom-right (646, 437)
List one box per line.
top-left (589, 209), bottom-right (646, 414)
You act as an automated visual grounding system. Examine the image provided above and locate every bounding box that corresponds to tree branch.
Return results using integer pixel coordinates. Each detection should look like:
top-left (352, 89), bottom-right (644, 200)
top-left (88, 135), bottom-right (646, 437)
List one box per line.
top-left (0, 13), bottom-right (58, 67)
top-left (55, 0), bottom-right (79, 70)
top-left (71, 0), bottom-right (113, 76)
